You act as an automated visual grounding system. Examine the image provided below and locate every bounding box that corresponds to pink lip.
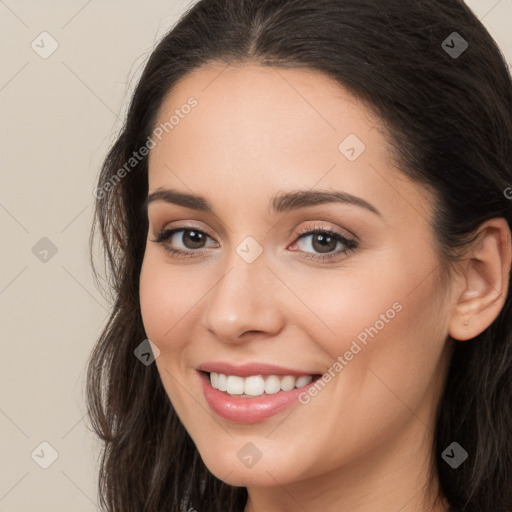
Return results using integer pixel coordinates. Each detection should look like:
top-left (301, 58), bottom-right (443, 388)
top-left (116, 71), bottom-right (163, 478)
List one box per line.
top-left (198, 370), bottom-right (320, 424)
top-left (196, 361), bottom-right (319, 377)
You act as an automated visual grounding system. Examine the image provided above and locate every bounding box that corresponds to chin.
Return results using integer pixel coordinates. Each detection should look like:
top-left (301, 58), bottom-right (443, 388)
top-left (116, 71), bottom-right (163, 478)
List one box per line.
top-left (199, 447), bottom-right (304, 488)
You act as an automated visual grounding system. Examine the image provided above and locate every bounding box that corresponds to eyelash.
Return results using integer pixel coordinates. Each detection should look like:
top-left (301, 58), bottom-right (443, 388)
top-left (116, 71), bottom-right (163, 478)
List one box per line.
top-left (151, 222), bottom-right (358, 262)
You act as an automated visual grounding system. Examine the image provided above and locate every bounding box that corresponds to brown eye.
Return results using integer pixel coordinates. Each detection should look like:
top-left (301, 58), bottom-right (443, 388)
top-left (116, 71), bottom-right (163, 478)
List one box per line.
top-left (291, 226), bottom-right (358, 262)
top-left (151, 225), bottom-right (217, 258)
top-left (178, 229), bottom-right (207, 249)
top-left (305, 232), bottom-right (339, 253)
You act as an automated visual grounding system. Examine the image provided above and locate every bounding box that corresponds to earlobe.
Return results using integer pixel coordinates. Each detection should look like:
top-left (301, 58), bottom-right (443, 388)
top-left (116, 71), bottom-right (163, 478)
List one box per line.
top-left (448, 218), bottom-right (511, 341)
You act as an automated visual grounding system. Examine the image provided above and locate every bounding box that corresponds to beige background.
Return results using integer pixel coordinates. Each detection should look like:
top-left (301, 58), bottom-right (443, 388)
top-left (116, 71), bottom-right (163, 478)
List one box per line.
top-left (1, 1), bottom-right (511, 510)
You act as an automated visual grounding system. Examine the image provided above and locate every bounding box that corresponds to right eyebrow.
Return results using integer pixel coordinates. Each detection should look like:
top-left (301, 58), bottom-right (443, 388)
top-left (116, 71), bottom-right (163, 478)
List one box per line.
top-left (144, 189), bottom-right (212, 212)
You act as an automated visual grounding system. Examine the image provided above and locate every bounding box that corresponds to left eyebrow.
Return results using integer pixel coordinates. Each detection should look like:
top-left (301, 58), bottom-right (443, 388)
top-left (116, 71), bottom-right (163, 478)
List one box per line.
top-left (144, 187), bottom-right (382, 217)
top-left (269, 189), bottom-right (382, 217)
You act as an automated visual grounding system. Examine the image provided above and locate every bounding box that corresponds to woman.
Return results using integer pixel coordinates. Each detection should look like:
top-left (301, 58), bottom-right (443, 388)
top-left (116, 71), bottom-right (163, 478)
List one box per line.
top-left (86, 0), bottom-right (512, 510)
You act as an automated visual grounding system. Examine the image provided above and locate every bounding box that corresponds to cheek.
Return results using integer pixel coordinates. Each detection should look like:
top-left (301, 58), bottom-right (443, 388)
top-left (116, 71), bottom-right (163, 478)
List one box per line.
top-left (139, 256), bottom-right (196, 410)
top-left (283, 261), bottom-right (407, 361)
top-left (299, 253), bottom-right (447, 389)
top-left (139, 251), bottom-right (216, 356)
top-left (139, 254), bottom-right (185, 348)
top-left (292, 270), bottom-right (448, 469)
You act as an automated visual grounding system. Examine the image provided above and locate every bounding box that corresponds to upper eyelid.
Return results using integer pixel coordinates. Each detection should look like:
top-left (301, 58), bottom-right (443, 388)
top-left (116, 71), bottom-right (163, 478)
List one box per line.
top-left (155, 224), bottom-right (216, 241)
top-left (151, 223), bottom-right (359, 264)
top-left (294, 221), bottom-right (357, 241)
top-left (154, 223), bottom-right (356, 246)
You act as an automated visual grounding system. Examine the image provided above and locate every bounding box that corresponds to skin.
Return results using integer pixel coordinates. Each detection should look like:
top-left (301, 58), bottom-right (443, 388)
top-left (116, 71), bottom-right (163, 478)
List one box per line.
top-left (139, 62), bottom-right (511, 512)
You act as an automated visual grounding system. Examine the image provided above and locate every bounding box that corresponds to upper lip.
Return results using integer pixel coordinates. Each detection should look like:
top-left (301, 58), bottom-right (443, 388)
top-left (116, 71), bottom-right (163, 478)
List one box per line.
top-left (196, 361), bottom-right (321, 377)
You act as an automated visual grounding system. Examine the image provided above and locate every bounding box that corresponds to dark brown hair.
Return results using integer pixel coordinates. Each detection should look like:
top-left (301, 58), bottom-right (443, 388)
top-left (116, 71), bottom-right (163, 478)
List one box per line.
top-left (87, 0), bottom-right (512, 510)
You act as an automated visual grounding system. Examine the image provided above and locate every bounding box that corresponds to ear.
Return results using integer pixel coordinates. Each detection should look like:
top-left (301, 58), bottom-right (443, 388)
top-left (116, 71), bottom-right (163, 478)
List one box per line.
top-left (449, 217), bottom-right (512, 341)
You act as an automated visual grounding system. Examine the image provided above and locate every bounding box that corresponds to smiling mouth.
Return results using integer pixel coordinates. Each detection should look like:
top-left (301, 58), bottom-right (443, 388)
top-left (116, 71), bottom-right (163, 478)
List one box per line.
top-left (201, 370), bottom-right (323, 398)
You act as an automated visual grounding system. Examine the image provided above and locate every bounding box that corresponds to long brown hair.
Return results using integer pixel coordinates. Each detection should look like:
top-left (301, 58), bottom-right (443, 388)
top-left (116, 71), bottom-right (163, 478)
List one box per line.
top-left (87, 1), bottom-right (512, 510)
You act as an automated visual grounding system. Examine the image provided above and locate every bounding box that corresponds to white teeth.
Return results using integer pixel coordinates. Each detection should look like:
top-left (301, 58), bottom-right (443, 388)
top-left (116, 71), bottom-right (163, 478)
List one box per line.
top-left (226, 375), bottom-right (244, 394)
top-left (295, 375), bottom-right (314, 388)
top-left (209, 372), bottom-right (314, 397)
top-left (217, 373), bottom-right (227, 391)
top-left (244, 375), bottom-right (266, 396)
top-left (264, 375), bottom-right (281, 394)
top-left (280, 375), bottom-right (296, 391)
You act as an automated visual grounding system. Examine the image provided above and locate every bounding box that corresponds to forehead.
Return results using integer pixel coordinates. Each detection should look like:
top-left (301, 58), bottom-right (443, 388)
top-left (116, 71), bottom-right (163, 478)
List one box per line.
top-left (150, 61), bottom-right (384, 160)
top-left (147, 62), bottom-right (433, 224)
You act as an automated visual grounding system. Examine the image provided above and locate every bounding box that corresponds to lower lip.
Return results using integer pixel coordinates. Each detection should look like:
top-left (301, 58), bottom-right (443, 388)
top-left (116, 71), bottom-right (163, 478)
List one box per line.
top-left (198, 371), bottom-right (319, 424)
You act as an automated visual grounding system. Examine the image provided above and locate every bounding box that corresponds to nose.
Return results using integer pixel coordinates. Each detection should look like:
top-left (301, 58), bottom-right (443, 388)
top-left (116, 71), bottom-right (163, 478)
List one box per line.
top-left (201, 249), bottom-right (286, 344)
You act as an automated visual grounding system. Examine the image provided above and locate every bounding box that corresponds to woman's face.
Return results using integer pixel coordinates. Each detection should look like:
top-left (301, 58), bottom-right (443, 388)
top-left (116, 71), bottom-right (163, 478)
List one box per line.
top-left (139, 62), bottom-right (454, 489)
